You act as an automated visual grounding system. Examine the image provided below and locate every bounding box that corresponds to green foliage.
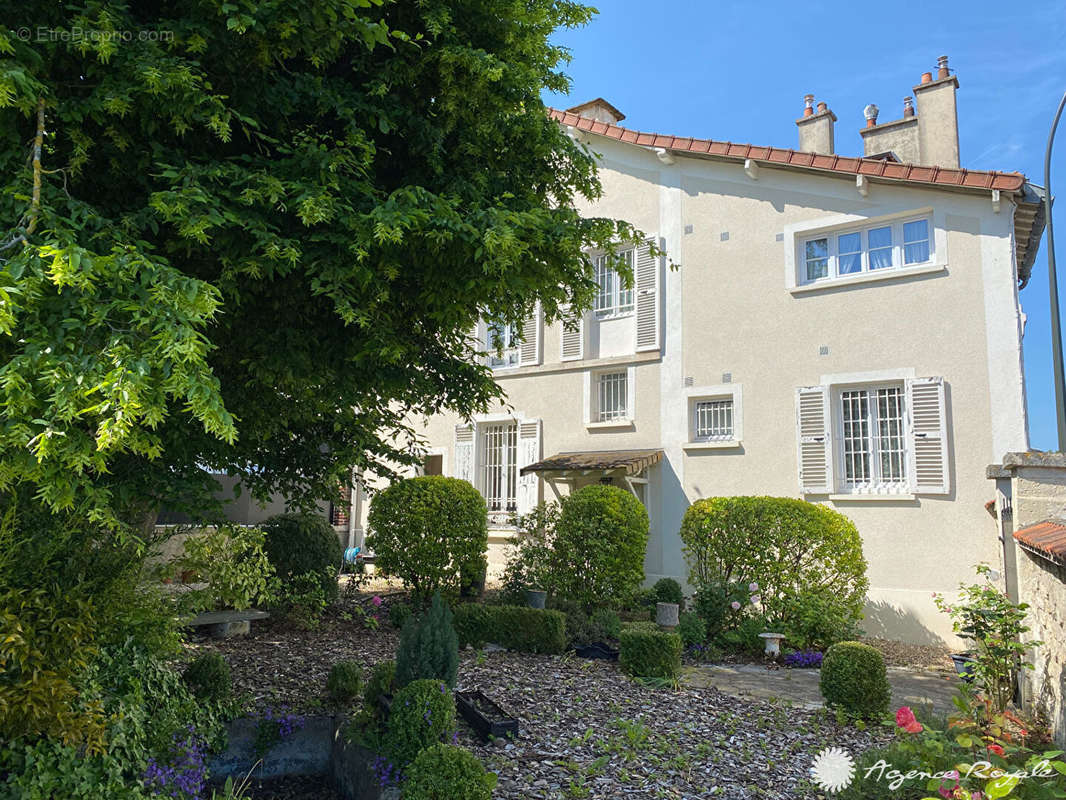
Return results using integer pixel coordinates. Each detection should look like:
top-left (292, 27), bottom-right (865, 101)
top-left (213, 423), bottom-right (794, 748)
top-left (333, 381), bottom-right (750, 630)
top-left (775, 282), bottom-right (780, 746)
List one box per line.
top-left (718, 613), bottom-right (773, 657)
top-left (327, 661), bottom-right (364, 705)
top-left (178, 525), bottom-right (276, 612)
top-left (0, 0), bottom-right (642, 529)
top-left (619, 628), bottom-right (682, 679)
top-left (403, 743), bottom-right (497, 800)
top-left (453, 604), bottom-right (567, 654)
top-left (389, 600), bottom-right (413, 630)
top-left (384, 679), bottom-right (456, 767)
top-left (273, 570), bottom-right (332, 630)
top-left (819, 641), bottom-right (890, 719)
top-left (691, 578), bottom-right (760, 642)
top-left (680, 496), bottom-right (867, 634)
top-left (395, 591), bottom-right (459, 689)
top-left (499, 501), bottom-right (561, 603)
top-left (0, 737), bottom-right (152, 800)
top-left (183, 652), bottom-right (232, 703)
top-left (935, 564), bottom-right (1040, 713)
top-left (677, 611), bottom-right (707, 648)
top-left (552, 485), bottom-right (649, 611)
top-left (651, 578), bottom-right (684, 608)
top-left (261, 514), bottom-right (342, 604)
top-left (566, 608), bottom-right (622, 646)
top-left (367, 477), bottom-right (488, 603)
top-left (364, 660), bottom-right (397, 722)
top-left (778, 587), bottom-right (861, 651)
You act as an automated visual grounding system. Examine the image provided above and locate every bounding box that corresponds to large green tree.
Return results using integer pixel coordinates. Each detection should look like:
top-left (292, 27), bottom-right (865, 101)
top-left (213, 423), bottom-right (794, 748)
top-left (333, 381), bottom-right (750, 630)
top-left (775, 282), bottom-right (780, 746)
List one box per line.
top-left (0, 1), bottom-right (638, 528)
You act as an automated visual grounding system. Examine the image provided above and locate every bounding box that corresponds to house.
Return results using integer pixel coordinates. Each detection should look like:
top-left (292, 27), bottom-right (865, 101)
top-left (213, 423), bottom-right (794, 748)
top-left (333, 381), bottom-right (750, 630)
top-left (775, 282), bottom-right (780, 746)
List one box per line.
top-left (351, 56), bottom-right (1046, 643)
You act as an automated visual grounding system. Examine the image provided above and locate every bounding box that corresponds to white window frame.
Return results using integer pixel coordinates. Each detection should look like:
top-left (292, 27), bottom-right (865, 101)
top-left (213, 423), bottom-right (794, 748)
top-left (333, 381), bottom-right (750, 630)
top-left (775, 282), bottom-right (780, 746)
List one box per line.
top-left (477, 418), bottom-right (518, 524)
top-left (584, 366), bottom-right (635, 429)
top-left (592, 248), bottom-right (635, 319)
top-left (834, 383), bottom-right (908, 494)
top-left (800, 215), bottom-right (933, 285)
top-left (683, 384), bottom-right (743, 450)
top-left (484, 319), bottom-right (519, 370)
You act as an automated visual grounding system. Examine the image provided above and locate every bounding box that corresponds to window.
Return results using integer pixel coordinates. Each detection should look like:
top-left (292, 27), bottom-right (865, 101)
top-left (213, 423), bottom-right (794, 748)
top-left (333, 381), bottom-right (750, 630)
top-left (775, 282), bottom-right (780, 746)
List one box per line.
top-left (800, 216), bottom-right (933, 284)
top-left (597, 371), bottom-right (629, 421)
top-left (839, 385), bottom-right (906, 490)
top-left (480, 422), bottom-right (517, 514)
top-left (694, 399), bottom-right (734, 441)
top-left (593, 249), bottom-right (635, 316)
top-left (486, 320), bottom-right (518, 368)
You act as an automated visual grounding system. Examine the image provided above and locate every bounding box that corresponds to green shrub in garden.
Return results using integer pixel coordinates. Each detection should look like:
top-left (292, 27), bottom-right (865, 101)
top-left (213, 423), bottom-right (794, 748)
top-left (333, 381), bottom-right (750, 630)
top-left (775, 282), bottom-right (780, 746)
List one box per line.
top-left (389, 600), bottom-right (413, 630)
top-left (403, 743), bottom-right (497, 800)
top-left (327, 661), bottom-right (364, 704)
top-left (366, 477), bottom-right (488, 603)
top-left (779, 587), bottom-right (860, 651)
top-left (396, 592), bottom-right (459, 689)
top-left (619, 628), bottom-right (682, 679)
top-left (819, 641), bottom-right (890, 719)
top-left (552, 485), bottom-right (648, 610)
top-left (182, 652), bottom-right (231, 702)
top-left (261, 513), bottom-right (343, 603)
top-left (652, 577), bottom-right (684, 608)
top-left (498, 501), bottom-right (561, 605)
top-left (691, 578), bottom-right (759, 641)
top-left (452, 604), bottom-right (567, 654)
top-left (679, 497), bottom-right (867, 629)
top-left (364, 660), bottom-right (397, 719)
top-left (384, 679), bottom-right (456, 767)
top-left (677, 611), bottom-right (706, 648)
top-left (178, 524), bottom-right (277, 611)
top-left (566, 608), bottom-right (623, 646)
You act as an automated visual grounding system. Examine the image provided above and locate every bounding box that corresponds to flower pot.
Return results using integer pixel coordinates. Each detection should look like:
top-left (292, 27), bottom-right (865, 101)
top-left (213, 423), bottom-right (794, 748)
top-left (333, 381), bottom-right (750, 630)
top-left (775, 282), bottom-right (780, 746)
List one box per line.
top-left (758, 632), bottom-right (786, 659)
top-left (526, 589), bottom-right (547, 609)
top-left (456, 690), bottom-right (519, 742)
top-left (655, 602), bottom-right (679, 629)
top-left (950, 653), bottom-right (976, 683)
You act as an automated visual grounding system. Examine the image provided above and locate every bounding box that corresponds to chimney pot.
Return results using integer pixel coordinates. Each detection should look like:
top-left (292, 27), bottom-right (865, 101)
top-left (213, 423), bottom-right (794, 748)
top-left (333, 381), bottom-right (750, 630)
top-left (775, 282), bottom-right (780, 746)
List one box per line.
top-left (816, 101), bottom-right (828, 114)
top-left (863, 103), bottom-right (879, 127)
top-left (797, 95), bottom-right (835, 154)
top-left (921, 71), bottom-right (933, 84)
top-left (903, 96), bottom-right (915, 118)
top-left (803, 94), bottom-right (814, 117)
top-left (937, 55), bottom-right (950, 79)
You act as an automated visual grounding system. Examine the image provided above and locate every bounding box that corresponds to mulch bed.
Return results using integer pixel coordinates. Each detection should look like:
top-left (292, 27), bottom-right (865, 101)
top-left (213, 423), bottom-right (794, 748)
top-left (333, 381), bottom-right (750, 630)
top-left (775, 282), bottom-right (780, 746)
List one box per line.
top-left (862, 637), bottom-right (956, 674)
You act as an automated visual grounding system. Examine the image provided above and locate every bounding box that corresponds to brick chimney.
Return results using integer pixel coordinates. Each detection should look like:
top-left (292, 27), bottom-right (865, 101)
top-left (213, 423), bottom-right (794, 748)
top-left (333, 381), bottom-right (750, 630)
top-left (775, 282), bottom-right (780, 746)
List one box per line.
top-left (796, 95), bottom-right (836, 154)
top-left (913, 56), bottom-right (960, 168)
top-left (565, 98), bottom-right (626, 125)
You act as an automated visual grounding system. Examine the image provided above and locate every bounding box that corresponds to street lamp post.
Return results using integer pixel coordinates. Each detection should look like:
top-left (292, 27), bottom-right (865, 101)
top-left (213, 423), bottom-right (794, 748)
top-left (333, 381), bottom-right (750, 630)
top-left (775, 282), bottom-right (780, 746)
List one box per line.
top-left (1044, 91), bottom-right (1066, 452)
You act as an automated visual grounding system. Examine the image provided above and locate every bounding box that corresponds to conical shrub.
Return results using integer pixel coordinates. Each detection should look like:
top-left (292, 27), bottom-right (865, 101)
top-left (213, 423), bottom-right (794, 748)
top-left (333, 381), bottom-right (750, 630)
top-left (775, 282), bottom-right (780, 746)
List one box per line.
top-left (395, 590), bottom-right (459, 689)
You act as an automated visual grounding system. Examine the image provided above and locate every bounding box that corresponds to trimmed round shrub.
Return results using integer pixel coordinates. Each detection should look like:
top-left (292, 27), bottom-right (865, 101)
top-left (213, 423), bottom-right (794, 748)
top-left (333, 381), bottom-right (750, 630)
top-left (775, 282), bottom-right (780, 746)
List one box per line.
top-left (819, 641), bottom-right (890, 718)
top-left (553, 485), bottom-right (648, 610)
top-left (367, 477), bottom-right (488, 602)
top-left (327, 660), bottom-right (363, 704)
top-left (652, 578), bottom-right (684, 608)
top-left (403, 743), bottom-right (497, 800)
top-left (364, 660), bottom-right (397, 720)
top-left (182, 652), bottom-right (231, 701)
top-left (261, 513), bottom-right (343, 602)
top-left (619, 628), bottom-right (682, 679)
top-left (679, 496), bottom-right (868, 627)
top-left (384, 679), bottom-right (456, 766)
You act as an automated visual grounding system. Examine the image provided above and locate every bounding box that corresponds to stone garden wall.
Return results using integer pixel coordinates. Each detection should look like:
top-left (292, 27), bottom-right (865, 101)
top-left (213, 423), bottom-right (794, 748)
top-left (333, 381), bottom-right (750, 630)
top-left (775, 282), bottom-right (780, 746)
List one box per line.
top-left (1016, 549), bottom-right (1066, 747)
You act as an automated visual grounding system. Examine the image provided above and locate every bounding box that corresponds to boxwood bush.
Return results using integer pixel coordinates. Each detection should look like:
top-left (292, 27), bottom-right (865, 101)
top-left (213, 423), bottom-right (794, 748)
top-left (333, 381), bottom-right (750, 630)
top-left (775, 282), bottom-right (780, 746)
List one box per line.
top-left (366, 477), bottom-right (488, 603)
top-left (651, 577), bottom-right (684, 608)
top-left (553, 485), bottom-right (648, 610)
top-left (619, 628), bottom-right (682, 679)
top-left (182, 652), bottom-right (231, 702)
top-left (403, 743), bottom-right (497, 800)
top-left (326, 660), bottom-right (363, 704)
top-left (261, 513), bottom-right (342, 602)
top-left (819, 641), bottom-right (890, 719)
top-left (452, 604), bottom-right (566, 654)
top-left (383, 679), bottom-right (455, 767)
top-left (679, 496), bottom-right (868, 630)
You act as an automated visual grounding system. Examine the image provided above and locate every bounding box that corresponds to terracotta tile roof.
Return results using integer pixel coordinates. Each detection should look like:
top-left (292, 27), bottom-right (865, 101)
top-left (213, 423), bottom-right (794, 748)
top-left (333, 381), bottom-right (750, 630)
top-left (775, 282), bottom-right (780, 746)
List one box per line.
top-left (1014, 520), bottom-right (1066, 565)
top-left (520, 449), bottom-right (663, 476)
top-left (548, 108), bottom-right (1027, 192)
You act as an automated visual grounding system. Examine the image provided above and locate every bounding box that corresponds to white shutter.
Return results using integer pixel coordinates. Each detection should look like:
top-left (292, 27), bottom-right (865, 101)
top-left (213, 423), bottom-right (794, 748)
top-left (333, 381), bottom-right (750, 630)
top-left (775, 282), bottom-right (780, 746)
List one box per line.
top-left (516, 419), bottom-right (542, 515)
top-left (560, 305), bottom-right (584, 361)
top-left (907, 377), bottom-right (949, 494)
top-left (635, 237), bottom-right (661, 352)
top-left (519, 303), bottom-right (542, 366)
top-left (795, 385), bottom-right (832, 494)
top-left (454, 424), bottom-right (475, 484)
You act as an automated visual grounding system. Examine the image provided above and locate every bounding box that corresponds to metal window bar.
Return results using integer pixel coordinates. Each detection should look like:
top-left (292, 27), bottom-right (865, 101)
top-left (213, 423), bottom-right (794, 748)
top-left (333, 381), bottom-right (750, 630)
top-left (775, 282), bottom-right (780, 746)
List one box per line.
top-left (874, 387), bottom-right (906, 483)
top-left (598, 372), bottom-right (628, 421)
top-left (841, 387), bottom-right (907, 489)
top-left (695, 399), bottom-right (733, 439)
top-left (481, 423), bottom-right (517, 513)
top-left (841, 390), bottom-right (871, 485)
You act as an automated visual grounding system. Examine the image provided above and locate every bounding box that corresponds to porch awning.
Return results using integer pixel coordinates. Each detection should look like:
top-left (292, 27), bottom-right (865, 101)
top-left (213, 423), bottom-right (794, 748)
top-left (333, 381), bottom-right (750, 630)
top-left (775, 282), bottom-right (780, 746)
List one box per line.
top-left (520, 449), bottom-right (664, 477)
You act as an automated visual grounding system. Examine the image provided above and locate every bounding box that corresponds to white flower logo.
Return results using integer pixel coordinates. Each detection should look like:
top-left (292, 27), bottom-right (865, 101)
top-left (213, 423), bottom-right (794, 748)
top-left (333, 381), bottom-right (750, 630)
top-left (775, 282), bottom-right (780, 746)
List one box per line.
top-left (810, 746), bottom-right (855, 794)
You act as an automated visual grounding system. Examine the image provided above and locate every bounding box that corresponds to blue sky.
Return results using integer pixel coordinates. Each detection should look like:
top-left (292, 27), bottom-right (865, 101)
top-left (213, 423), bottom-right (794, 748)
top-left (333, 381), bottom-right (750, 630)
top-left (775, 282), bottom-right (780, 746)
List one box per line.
top-left (543, 0), bottom-right (1066, 451)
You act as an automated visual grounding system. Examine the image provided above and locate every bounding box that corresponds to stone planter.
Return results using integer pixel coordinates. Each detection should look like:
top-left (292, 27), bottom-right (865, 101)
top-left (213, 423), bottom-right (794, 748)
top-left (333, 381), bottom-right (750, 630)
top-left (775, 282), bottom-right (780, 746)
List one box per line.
top-left (655, 602), bottom-right (679, 629)
top-left (526, 589), bottom-right (547, 609)
top-left (758, 632), bottom-right (786, 659)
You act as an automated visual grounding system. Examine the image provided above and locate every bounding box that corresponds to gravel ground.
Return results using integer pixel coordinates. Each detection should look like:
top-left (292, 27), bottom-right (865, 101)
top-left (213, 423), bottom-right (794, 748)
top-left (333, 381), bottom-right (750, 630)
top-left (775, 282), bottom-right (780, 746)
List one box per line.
top-left (862, 637), bottom-right (955, 674)
top-left (194, 596), bottom-right (891, 799)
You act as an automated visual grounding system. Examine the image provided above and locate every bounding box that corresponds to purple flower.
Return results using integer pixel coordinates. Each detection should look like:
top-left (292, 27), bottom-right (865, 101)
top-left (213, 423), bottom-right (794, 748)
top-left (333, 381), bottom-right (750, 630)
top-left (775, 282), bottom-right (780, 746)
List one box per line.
top-left (730, 601), bottom-right (741, 611)
top-left (750, 594), bottom-right (761, 605)
top-left (783, 650), bottom-right (824, 668)
top-left (372, 595), bottom-right (383, 607)
top-left (749, 582), bottom-right (759, 592)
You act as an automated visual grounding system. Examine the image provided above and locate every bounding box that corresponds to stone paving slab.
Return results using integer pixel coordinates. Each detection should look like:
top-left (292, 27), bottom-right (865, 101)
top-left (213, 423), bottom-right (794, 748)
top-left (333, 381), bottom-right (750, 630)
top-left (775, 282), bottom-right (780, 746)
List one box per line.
top-left (683, 663), bottom-right (960, 715)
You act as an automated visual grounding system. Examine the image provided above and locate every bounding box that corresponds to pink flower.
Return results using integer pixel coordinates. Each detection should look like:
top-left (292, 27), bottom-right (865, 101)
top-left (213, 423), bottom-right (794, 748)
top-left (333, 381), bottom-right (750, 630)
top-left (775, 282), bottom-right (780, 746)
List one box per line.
top-left (750, 594), bottom-right (761, 605)
top-left (749, 582), bottom-right (759, 592)
top-left (895, 706), bottom-right (923, 733)
top-left (730, 601), bottom-right (741, 611)
top-left (371, 595), bottom-right (383, 607)
top-left (987, 743), bottom-right (1004, 756)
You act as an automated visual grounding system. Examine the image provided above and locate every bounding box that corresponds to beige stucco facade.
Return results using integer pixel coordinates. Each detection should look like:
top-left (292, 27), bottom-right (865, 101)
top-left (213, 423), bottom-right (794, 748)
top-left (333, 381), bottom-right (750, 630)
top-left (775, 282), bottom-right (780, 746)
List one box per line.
top-left (355, 119), bottom-right (1038, 644)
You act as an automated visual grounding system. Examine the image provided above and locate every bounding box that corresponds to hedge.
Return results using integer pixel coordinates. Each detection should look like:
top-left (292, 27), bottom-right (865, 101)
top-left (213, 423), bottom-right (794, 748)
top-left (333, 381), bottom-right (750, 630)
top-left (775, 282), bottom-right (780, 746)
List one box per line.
top-left (619, 627), bottom-right (682, 679)
top-left (679, 496), bottom-right (868, 623)
top-left (452, 604), bottom-right (566, 654)
top-left (819, 641), bottom-right (890, 719)
top-left (261, 513), bottom-right (343, 602)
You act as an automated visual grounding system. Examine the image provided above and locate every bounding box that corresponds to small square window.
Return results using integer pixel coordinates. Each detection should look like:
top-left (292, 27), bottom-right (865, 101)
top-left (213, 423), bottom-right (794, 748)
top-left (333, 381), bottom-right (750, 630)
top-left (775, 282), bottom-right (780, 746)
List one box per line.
top-left (597, 371), bottom-right (629, 422)
top-left (694, 399), bottom-right (734, 440)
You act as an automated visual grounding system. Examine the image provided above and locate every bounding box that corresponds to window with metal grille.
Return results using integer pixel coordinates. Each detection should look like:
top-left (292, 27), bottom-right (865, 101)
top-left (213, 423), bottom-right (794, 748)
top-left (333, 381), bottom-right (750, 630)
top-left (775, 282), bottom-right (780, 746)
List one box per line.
top-left (593, 249), bottom-right (635, 316)
top-left (839, 386), bottom-right (906, 490)
top-left (480, 422), bottom-right (517, 513)
top-left (694, 399), bottom-right (734, 440)
top-left (597, 371), bottom-right (629, 422)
